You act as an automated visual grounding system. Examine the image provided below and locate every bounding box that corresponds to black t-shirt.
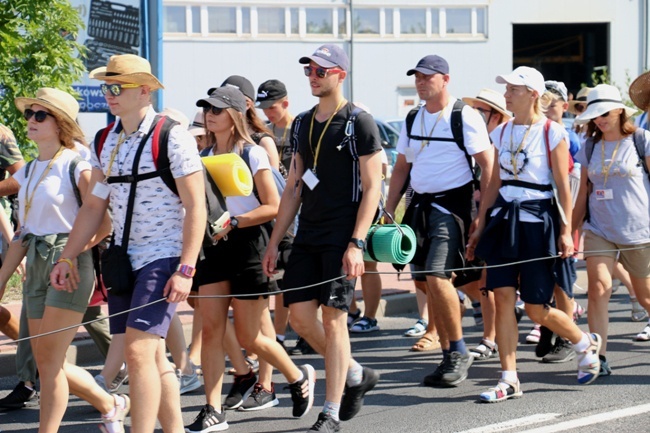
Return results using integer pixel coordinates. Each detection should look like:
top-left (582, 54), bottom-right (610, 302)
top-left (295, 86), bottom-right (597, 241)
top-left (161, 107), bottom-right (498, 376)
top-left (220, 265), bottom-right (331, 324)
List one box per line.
top-left (292, 103), bottom-right (381, 242)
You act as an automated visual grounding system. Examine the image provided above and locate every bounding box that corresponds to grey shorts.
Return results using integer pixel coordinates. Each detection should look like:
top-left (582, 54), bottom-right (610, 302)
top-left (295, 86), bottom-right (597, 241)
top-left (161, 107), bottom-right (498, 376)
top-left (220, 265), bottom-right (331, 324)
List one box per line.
top-left (421, 207), bottom-right (463, 280)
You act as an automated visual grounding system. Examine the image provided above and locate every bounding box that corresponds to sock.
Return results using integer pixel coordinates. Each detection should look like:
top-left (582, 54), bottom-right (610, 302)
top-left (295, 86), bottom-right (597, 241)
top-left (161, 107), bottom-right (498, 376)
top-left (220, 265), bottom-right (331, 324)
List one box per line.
top-left (102, 395), bottom-right (125, 420)
top-left (23, 384), bottom-right (34, 391)
top-left (501, 370), bottom-right (518, 383)
top-left (323, 401), bottom-right (340, 421)
top-left (482, 339), bottom-right (496, 349)
top-left (346, 359), bottom-right (363, 387)
top-left (573, 332), bottom-right (591, 353)
top-left (442, 349), bottom-right (450, 359)
top-left (290, 369), bottom-right (305, 384)
top-left (276, 335), bottom-right (285, 342)
top-left (599, 354), bottom-right (607, 363)
top-left (449, 339), bottom-right (467, 355)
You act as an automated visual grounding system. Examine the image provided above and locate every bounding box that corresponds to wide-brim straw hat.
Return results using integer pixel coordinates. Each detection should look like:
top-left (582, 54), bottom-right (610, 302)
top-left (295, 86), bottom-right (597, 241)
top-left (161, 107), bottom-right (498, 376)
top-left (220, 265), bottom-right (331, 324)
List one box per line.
top-left (568, 86), bottom-right (592, 115)
top-left (629, 70), bottom-right (650, 111)
top-left (574, 84), bottom-right (637, 125)
top-left (15, 87), bottom-right (84, 139)
top-left (462, 88), bottom-right (512, 120)
top-left (89, 54), bottom-right (164, 90)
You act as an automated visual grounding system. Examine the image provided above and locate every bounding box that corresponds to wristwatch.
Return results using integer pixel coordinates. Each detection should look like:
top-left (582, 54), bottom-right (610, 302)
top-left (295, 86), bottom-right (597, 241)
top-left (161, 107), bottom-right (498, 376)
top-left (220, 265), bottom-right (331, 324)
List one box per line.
top-left (350, 237), bottom-right (365, 249)
top-left (176, 264), bottom-right (196, 278)
top-left (229, 216), bottom-right (239, 229)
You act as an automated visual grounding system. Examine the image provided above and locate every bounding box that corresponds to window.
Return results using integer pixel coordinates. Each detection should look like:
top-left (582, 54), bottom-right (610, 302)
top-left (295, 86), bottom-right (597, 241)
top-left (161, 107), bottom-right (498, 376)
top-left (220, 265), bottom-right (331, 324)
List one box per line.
top-left (476, 8), bottom-right (486, 35)
top-left (431, 8), bottom-right (440, 35)
top-left (258, 7), bottom-right (284, 34)
top-left (354, 9), bottom-right (379, 34)
top-left (338, 8), bottom-right (347, 37)
top-left (164, 6), bottom-right (186, 33)
top-left (208, 7), bottom-right (236, 33)
top-left (385, 9), bottom-right (394, 35)
top-left (306, 8), bottom-right (333, 34)
top-left (290, 8), bottom-right (299, 34)
top-left (446, 8), bottom-right (471, 34)
top-left (241, 7), bottom-right (250, 34)
top-left (401, 9), bottom-right (426, 35)
top-left (190, 6), bottom-right (200, 34)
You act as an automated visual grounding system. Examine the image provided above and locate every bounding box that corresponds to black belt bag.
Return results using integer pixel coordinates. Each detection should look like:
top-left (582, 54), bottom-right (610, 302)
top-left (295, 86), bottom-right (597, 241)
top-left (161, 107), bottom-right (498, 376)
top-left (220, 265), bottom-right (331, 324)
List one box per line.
top-left (100, 244), bottom-right (134, 295)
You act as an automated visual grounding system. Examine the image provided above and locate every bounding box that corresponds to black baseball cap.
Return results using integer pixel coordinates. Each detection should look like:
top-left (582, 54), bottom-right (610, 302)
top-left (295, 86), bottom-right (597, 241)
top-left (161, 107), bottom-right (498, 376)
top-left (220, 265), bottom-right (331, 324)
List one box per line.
top-left (299, 44), bottom-right (350, 72)
top-left (207, 75), bottom-right (256, 103)
top-left (196, 87), bottom-right (247, 113)
top-left (255, 79), bottom-right (288, 109)
top-left (406, 55), bottom-right (450, 76)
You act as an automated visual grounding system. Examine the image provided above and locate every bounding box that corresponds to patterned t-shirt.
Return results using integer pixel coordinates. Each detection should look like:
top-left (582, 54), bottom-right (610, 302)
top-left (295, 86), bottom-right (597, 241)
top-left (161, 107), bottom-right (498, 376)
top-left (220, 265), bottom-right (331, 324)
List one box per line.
top-left (91, 107), bottom-right (203, 270)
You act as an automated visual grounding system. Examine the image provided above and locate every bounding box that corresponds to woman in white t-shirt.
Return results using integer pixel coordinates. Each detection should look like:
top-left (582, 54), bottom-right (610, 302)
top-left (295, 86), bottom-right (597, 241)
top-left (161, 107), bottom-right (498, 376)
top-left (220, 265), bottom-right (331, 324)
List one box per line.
top-left (0, 88), bottom-right (121, 432)
top-left (469, 67), bottom-right (602, 402)
top-left (572, 84), bottom-right (650, 374)
top-left (187, 87), bottom-right (314, 431)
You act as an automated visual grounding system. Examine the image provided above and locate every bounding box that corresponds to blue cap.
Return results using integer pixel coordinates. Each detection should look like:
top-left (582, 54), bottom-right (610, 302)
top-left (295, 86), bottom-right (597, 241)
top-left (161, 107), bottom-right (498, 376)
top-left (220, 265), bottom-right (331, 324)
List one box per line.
top-left (406, 55), bottom-right (449, 76)
top-left (299, 44), bottom-right (350, 71)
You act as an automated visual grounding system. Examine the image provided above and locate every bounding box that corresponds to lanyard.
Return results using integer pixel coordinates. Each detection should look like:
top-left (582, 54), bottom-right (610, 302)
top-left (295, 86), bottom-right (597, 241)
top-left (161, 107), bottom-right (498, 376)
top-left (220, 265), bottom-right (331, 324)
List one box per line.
top-left (601, 138), bottom-right (622, 188)
top-left (105, 130), bottom-right (129, 179)
top-left (509, 122), bottom-right (533, 180)
top-left (308, 99), bottom-right (345, 173)
top-left (419, 106), bottom-right (445, 149)
top-left (23, 146), bottom-right (65, 226)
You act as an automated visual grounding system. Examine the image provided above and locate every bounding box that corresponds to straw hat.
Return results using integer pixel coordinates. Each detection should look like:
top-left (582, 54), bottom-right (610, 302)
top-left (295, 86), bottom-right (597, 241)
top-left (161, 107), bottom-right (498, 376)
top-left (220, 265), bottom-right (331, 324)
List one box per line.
top-left (14, 87), bottom-right (84, 138)
top-left (462, 88), bottom-right (512, 120)
top-left (629, 70), bottom-right (650, 111)
top-left (188, 110), bottom-right (206, 137)
top-left (568, 86), bottom-right (592, 115)
top-left (89, 54), bottom-right (164, 90)
top-left (574, 84), bottom-right (637, 125)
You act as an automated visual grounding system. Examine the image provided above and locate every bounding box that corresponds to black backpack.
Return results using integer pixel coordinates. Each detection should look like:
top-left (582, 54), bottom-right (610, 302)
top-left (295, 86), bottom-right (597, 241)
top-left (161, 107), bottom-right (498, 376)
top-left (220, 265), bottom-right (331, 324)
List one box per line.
top-left (95, 116), bottom-right (228, 247)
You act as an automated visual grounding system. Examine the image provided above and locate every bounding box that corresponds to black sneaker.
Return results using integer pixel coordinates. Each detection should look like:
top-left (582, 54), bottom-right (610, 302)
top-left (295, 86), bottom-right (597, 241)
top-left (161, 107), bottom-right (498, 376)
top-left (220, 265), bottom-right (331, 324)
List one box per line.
top-left (287, 364), bottom-right (315, 418)
top-left (339, 366), bottom-right (379, 421)
top-left (542, 338), bottom-right (576, 363)
top-left (439, 351), bottom-right (473, 387)
top-left (309, 412), bottom-right (341, 432)
top-left (238, 383), bottom-right (279, 411)
top-left (289, 337), bottom-right (316, 356)
top-left (423, 355), bottom-right (449, 387)
top-left (535, 326), bottom-right (555, 357)
top-left (0, 382), bottom-right (38, 409)
top-left (223, 371), bottom-right (256, 410)
top-left (185, 404), bottom-right (228, 432)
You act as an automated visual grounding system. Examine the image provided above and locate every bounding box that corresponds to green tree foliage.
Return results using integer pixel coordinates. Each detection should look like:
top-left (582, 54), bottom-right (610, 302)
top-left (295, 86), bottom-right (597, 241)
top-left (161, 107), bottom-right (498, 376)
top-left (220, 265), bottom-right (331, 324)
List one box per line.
top-left (0, 0), bottom-right (86, 158)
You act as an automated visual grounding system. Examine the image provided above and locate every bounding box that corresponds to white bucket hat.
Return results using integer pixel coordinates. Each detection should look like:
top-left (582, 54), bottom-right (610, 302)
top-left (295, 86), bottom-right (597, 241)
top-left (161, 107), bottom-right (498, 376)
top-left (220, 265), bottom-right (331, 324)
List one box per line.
top-left (574, 84), bottom-right (637, 125)
top-left (462, 88), bottom-right (512, 120)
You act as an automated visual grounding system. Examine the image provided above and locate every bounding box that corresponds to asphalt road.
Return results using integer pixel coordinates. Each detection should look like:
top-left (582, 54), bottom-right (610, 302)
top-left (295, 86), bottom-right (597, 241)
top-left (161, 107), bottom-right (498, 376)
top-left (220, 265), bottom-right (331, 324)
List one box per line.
top-left (1, 288), bottom-right (649, 433)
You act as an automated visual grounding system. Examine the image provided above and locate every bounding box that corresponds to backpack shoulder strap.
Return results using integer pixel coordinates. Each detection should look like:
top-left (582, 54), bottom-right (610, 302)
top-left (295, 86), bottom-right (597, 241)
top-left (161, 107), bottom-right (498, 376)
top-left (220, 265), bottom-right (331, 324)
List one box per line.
top-left (632, 127), bottom-right (650, 176)
top-left (544, 118), bottom-right (553, 168)
top-left (404, 107), bottom-right (420, 141)
top-left (93, 121), bottom-right (116, 160)
top-left (290, 109), bottom-right (312, 154)
top-left (68, 155), bottom-right (84, 207)
top-left (150, 115), bottom-right (180, 195)
top-left (585, 136), bottom-right (597, 166)
top-left (450, 99), bottom-right (466, 150)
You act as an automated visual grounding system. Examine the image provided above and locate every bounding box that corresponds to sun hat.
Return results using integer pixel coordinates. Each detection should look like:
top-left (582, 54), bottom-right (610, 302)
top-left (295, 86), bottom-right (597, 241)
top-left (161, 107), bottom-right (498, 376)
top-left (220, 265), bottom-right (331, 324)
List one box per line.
top-left (159, 107), bottom-right (189, 129)
top-left (568, 86), bottom-right (592, 115)
top-left (406, 55), bottom-right (449, 76)
top-left (15, 87), bottom-right (84, 138)
top-left (545, 80), bottom-right (568, 102)
top-left (629, 70), bottom-right (650, 111)
top-left (89, 54), bottom-right (164, 90)
top-left (462, 88), bottom-right (511, 120)
top-left (299, 44), bottom-right (350, 72)
top-left (208, 75), bottom-right (256, 103)
top-left (496, 66), bottom-right (546, 96)
top-left (574, 84), bottom-right (637, 125)
top-left (255, 79), bottom-right (288, 109)
top-left (196, 87), bottom-right (247, 114)
top-left (188, 110), bottom-right (206, 137)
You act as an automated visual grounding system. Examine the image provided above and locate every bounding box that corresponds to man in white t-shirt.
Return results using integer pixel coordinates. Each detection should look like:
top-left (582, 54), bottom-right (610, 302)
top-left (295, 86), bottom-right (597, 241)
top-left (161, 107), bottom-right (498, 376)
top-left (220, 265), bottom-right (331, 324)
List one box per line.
top-left (50, 54), bottom-right (206, 433)
top-left (385, 54), bottom-right (494, 388)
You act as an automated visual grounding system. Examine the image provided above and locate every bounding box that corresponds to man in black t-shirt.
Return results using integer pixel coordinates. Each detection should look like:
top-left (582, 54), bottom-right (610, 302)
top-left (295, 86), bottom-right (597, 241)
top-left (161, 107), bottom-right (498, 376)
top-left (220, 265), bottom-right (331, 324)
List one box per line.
top-left (263, 45), bottom-right (382, 431)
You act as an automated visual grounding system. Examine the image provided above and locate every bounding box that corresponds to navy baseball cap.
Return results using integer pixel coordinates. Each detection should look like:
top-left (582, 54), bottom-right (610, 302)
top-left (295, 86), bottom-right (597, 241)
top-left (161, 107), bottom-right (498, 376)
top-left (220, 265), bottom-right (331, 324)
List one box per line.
top-left (299, 44), bottom-right (349, 71)
top-left (406, 55), bottom-right (450, 76)
top-left (196, 87), bottom-right (247, 113)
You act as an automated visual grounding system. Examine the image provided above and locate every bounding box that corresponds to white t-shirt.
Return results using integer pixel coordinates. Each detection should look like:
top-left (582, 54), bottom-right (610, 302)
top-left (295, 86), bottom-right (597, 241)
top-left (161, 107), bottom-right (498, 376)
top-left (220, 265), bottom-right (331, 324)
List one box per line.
top-left (15, 148), bottom-right (91, 235)
top-left (205, 145), bottom-right (273, 216)
top-left (490, 118), bottom-right (566, 222)
top-left (91, 107), bottom-right (203, 270)
top-left (396, 98), bottom-right (491, 195)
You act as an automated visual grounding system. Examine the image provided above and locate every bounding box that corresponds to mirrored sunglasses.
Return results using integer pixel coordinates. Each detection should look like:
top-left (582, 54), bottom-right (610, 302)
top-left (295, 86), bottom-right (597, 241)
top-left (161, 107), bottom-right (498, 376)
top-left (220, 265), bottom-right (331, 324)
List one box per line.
top-left (100, 83), bottom-right (141, 96)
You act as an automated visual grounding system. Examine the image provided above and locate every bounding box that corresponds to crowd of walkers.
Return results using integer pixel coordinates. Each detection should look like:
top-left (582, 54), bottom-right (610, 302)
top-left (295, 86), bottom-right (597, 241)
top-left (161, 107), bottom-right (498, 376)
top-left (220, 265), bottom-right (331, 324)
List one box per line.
top-left (0, 47), bottom-right (648, 433)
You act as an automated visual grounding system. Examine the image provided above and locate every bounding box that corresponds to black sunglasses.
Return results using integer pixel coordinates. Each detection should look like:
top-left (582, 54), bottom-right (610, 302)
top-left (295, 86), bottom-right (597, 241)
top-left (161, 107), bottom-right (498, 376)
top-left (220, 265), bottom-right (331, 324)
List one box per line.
top-left (303, 65), bottom-right (343, 79)
top-left (203, 106), bottom-right (224, 116)
top-left (24, 109), bottom-right (54, 123)
top-left (100, 83), bottom-right (141, 97)
top-left (599, 111), bottom-right (612, 118)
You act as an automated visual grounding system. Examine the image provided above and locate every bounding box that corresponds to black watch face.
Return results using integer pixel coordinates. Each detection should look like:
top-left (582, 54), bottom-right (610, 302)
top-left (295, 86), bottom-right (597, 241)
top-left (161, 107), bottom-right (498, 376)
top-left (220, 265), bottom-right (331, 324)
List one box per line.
top-left (231, 217), bottom-right (238, 227)
top-left (353, 239), bottom-right (364, 248)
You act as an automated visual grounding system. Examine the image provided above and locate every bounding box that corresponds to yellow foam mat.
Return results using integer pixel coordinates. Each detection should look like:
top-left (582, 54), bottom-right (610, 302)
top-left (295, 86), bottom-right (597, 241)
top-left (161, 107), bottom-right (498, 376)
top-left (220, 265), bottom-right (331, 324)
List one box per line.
top-left (202, 153), bottom-right (253, 197)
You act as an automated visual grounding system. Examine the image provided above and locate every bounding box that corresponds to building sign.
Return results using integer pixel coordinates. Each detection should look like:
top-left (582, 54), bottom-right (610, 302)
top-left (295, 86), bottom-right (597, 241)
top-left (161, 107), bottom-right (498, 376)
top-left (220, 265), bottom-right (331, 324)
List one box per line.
top-left (70, 0), bottom-right (141, 112)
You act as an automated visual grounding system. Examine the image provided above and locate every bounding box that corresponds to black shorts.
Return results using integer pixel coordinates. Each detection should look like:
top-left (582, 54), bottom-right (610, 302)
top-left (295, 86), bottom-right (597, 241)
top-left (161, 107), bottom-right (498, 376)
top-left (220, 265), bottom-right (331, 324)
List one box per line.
top-left (196, 225), bottom-right (276, 300)
top-left (282, 242), bottom-right (355, 311)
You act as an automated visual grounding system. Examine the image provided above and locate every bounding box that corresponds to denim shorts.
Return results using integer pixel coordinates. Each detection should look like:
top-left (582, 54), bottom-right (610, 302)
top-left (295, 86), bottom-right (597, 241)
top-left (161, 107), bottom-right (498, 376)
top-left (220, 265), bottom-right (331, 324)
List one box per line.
top-left (107, 256), bottom-right (180, 338)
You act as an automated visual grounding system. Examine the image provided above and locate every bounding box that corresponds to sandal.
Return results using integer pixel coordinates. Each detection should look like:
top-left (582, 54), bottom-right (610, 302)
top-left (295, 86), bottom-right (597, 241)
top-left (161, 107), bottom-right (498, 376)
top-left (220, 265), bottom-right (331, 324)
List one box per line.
top-left (634, 324), bottom-right (650, 341)
top-left (470, 339), bottom-right (497, 360)
top-left (404, 319), bottom-right (427, 337)
top-left (479, 379), bottom-right (522, 403)
top-left (410, 335), bottom-right (440, 352)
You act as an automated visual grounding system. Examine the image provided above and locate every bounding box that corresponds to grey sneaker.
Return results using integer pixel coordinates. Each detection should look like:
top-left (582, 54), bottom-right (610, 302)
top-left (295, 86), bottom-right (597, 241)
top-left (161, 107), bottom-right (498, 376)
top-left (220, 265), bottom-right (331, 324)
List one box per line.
top-left (440, 351), bottom-right (473, 387)
top-left (542, 338), bottom-right (576, 363)
top-left (110, 364), bottom-right (129, 392)
top-left (239, 383), bottom-right (279, 411)
top-left (599, 355), bottom-right (612, 376)
top-left (177, 368), bottom-right (201, 395)
top-left (308, 412), bottom-right (341, 432)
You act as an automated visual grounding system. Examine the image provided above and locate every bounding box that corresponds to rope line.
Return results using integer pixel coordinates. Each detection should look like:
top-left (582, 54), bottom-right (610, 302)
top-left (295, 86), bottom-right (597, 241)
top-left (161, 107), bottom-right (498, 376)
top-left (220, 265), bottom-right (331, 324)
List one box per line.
top-left (0, 244), bottom-right (646, 346)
